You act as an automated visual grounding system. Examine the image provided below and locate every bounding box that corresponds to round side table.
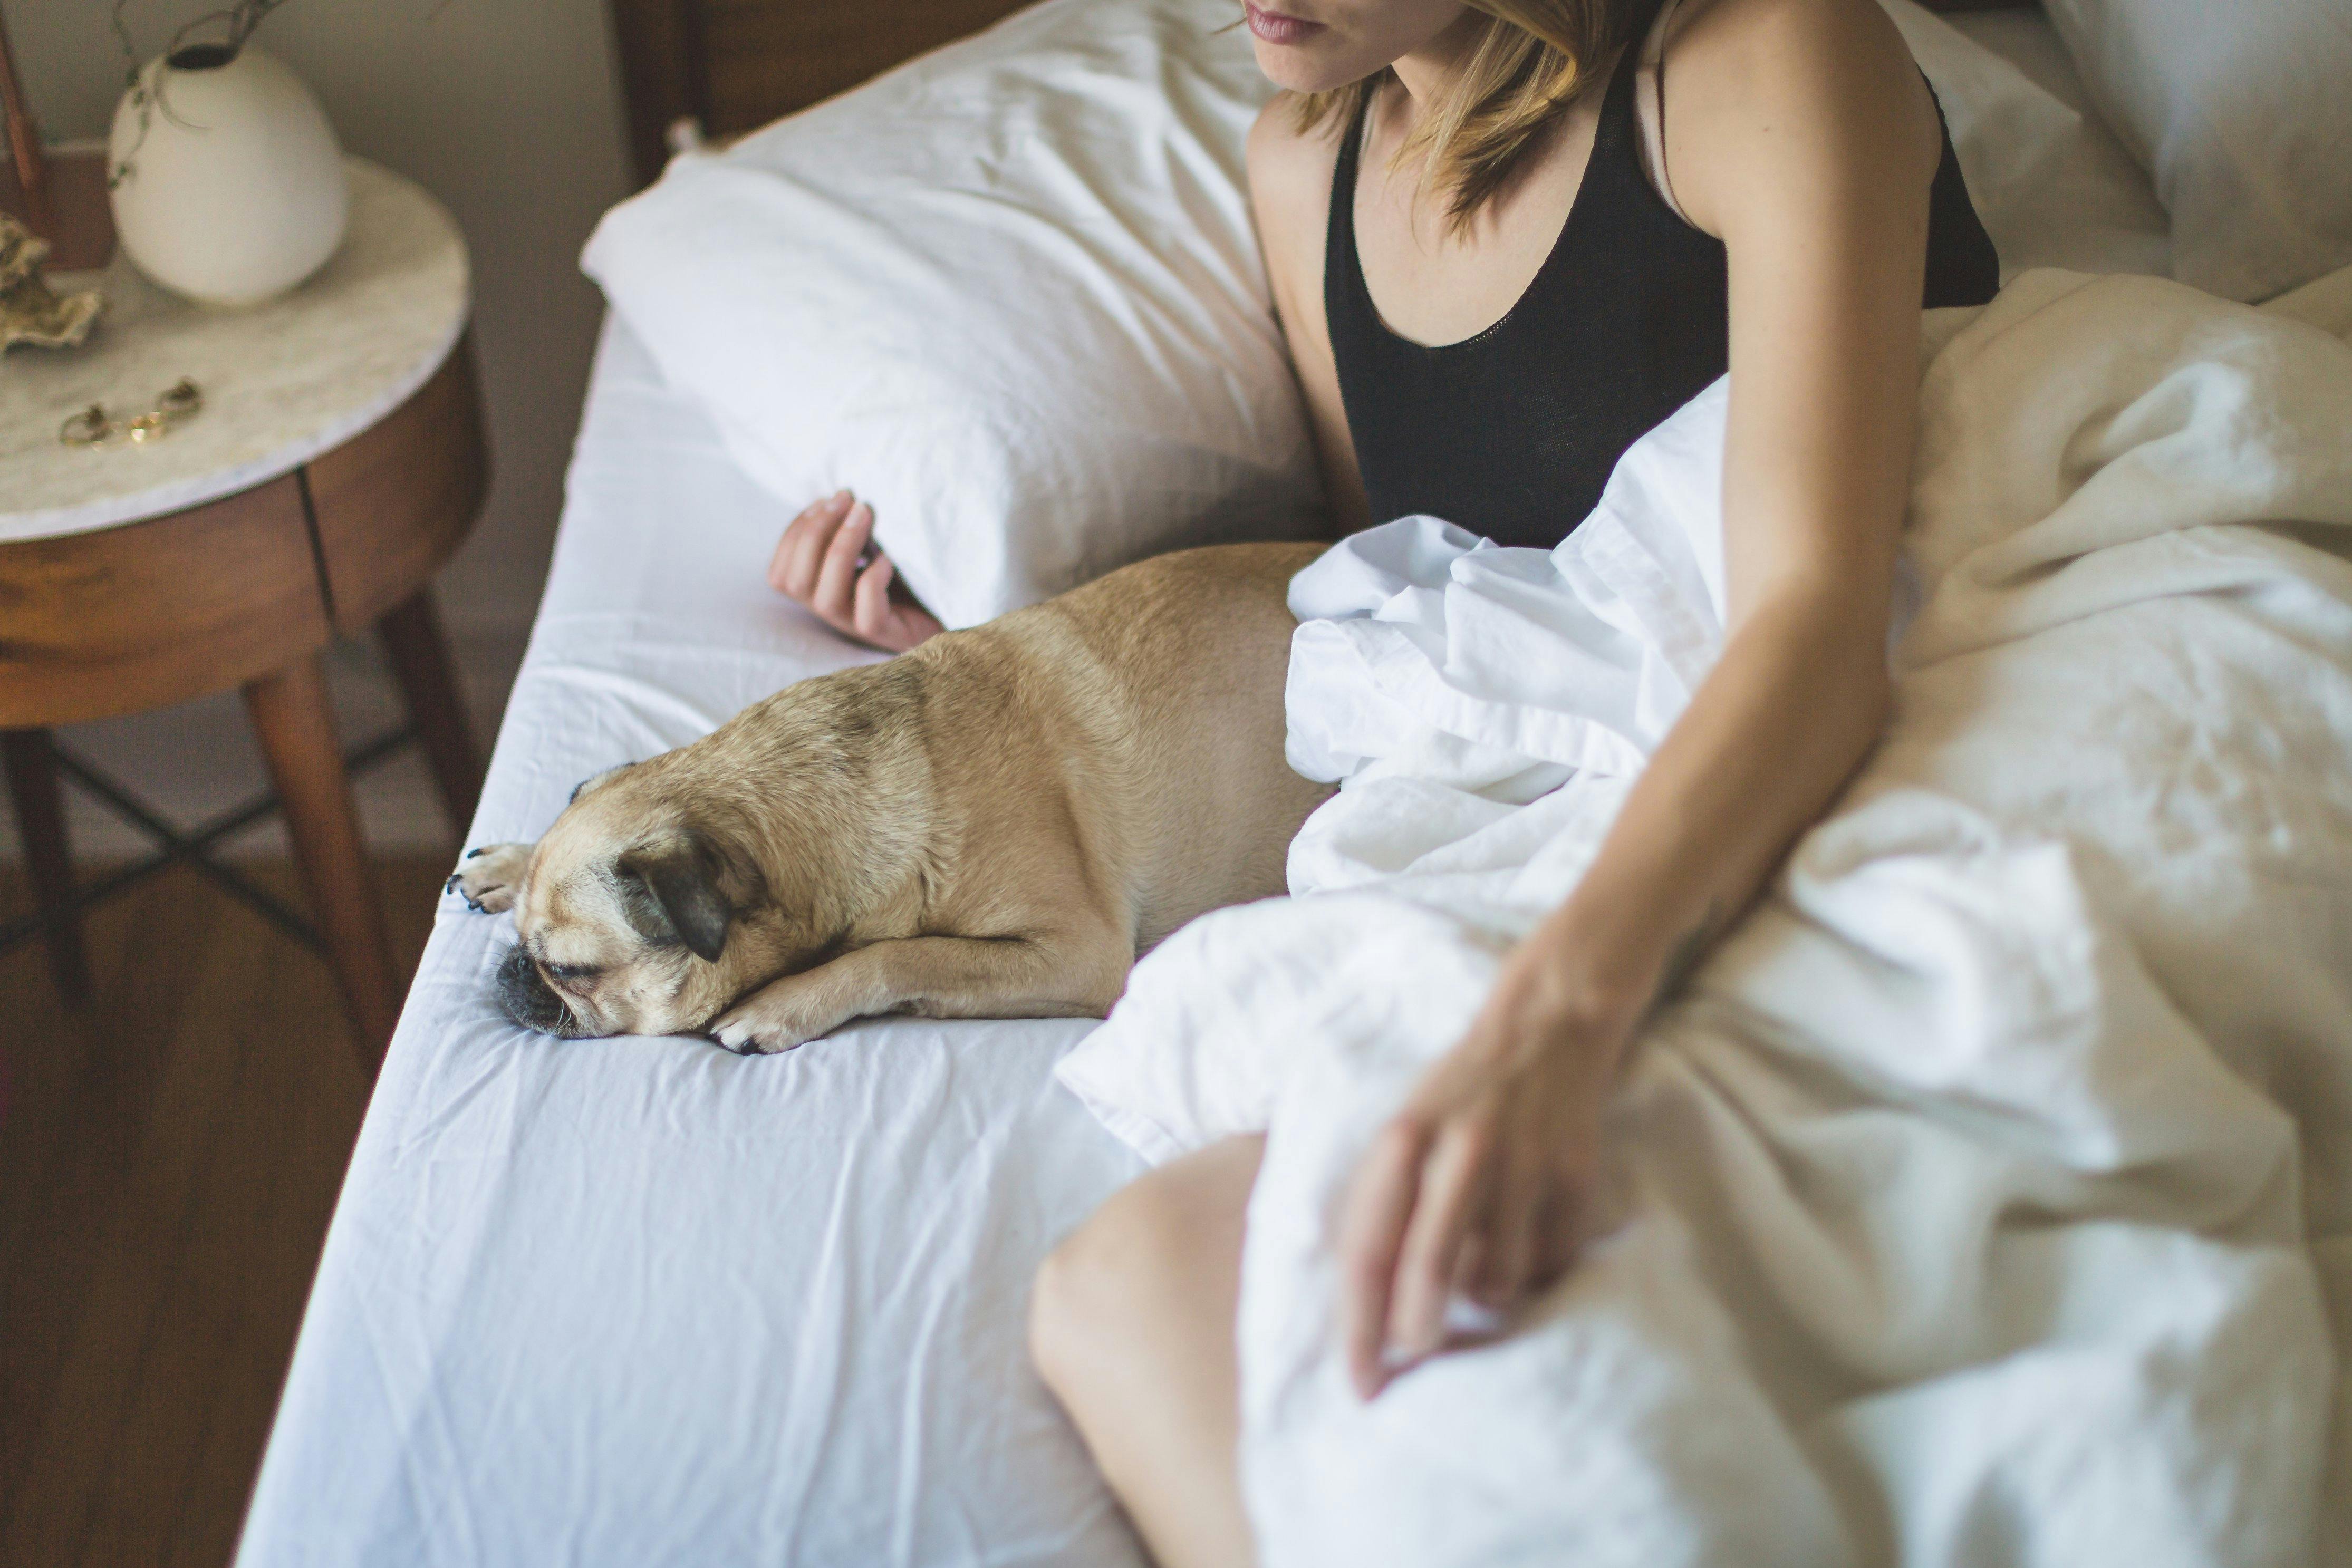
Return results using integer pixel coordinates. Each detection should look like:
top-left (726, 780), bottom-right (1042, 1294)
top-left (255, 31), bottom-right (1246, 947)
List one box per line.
top-left (0, 159), bottom-right (488, 1069)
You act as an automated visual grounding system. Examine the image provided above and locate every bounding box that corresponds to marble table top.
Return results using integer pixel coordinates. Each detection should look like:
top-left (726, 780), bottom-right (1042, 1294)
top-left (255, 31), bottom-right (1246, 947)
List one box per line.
top-left (0, 158), bottom-right (470, 545)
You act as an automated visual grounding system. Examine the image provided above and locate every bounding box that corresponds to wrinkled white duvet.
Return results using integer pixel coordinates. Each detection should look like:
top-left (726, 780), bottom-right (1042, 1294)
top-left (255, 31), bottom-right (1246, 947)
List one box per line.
top-left (1056, 267), bottom-right (2352, 1568)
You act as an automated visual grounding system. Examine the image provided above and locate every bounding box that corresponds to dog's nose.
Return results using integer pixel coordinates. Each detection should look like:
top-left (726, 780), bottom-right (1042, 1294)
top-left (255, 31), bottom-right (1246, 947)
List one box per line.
top-left (496, 945), bottom-right (580, 1037)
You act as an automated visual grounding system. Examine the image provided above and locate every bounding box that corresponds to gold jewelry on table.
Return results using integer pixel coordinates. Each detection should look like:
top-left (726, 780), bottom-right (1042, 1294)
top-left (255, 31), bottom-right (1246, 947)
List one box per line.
top-left (59, 378), bottom-right (205, 448)
top-left (156, 377), bottom-right (203, 418)
top-left (58, 403), bottom-right (112, 446)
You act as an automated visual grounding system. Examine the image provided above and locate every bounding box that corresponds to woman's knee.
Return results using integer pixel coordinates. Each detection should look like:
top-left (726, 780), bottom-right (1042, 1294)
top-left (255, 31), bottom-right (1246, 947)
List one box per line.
top-left (1030, 1177), bottom-right (1183, 1400)
top-left (1028, 1136), bottom-right (1261, 1404)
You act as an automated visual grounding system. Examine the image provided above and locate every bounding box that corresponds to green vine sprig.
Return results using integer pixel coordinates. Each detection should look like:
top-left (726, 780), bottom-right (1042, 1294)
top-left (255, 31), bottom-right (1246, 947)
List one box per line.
top-left (105, 0), bottom-right (306, 189)
top-left (115, 0), bottom-right (304, 67)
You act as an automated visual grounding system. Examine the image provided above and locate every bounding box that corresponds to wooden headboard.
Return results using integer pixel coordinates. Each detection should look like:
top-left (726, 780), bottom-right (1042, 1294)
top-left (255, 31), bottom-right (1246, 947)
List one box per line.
top-left (608, 0), bottom-right (1040, 186)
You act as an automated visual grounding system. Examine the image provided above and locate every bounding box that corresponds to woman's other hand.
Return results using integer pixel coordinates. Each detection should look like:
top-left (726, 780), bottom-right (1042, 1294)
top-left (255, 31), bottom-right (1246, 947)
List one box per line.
top-left (768, 490), bottom-right (946, 653)
top-left (1336, 947), bottom-right (1643, 1401)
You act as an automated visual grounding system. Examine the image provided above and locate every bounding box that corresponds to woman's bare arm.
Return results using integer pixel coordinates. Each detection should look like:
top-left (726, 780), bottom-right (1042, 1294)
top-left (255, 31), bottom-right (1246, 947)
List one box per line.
top-left (1337, 0), bottom-right (1948, 1396)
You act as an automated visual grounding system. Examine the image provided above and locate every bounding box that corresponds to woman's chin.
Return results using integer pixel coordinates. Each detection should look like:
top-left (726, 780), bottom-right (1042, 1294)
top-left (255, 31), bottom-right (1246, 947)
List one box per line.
top-left (1250, 36), bottom-right (1358, 93)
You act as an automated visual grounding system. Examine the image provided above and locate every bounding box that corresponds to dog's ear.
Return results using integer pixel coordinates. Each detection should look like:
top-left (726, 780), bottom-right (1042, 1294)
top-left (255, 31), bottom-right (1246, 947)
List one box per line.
top-left (569, 761), bottom-right (637, 805)
top-left (616, 826), bottom-right (762, 964)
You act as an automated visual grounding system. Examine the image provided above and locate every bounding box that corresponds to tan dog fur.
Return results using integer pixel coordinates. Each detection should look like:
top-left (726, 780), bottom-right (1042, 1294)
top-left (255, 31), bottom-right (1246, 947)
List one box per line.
top-left (450, 542), bottom-right (1331, 1053)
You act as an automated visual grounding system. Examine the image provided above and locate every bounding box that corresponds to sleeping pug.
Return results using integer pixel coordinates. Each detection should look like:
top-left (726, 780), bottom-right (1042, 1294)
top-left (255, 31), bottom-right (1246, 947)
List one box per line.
top-left (449, 541), bottom-right (1331, 1054)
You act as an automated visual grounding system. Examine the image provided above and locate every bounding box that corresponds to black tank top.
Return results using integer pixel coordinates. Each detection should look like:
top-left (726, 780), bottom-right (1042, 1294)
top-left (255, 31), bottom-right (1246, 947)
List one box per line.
top-left (1325, 0), bottom-right (2001, 548)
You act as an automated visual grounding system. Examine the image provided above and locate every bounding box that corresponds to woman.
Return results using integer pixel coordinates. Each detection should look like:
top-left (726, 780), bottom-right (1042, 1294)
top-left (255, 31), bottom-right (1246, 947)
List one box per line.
top-left (773, 0), bottom-right (1997, 1559)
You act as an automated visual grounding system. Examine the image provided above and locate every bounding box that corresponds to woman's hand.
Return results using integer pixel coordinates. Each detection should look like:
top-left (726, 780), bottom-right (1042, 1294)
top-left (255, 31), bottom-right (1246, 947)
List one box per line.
top-left (768, 490), bottom-right (946, 653)
top-left (1336, 946), bottom-right (1644, 1400)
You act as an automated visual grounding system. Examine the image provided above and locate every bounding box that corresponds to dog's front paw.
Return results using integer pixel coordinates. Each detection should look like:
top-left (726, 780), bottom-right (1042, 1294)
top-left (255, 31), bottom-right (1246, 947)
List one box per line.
top-left (447, 843), bottom-right (533, 913)
top-left (708, 1009), bottom-right (809, 1056)
top-left (708, 981), bottom-right (854, 1057)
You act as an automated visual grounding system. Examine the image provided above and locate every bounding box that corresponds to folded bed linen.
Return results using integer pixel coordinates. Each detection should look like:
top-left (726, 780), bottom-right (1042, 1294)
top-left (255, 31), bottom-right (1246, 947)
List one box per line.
top-left (1058, 265), bottom-right (2352, 1567)
top-left (236, 320), bottom-right (1150, 1568)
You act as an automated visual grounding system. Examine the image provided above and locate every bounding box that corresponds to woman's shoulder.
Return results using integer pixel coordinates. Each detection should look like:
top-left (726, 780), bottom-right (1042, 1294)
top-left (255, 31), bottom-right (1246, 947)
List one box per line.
top-left (1653, 0), bottom-right (1942, 236)
top-left (1663, 0), bottom-right (1917, 80)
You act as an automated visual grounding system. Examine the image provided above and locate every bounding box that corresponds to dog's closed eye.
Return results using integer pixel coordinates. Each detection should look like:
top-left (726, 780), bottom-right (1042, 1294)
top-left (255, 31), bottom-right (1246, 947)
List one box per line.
top-left (544, 962), bottom-right (602, 984)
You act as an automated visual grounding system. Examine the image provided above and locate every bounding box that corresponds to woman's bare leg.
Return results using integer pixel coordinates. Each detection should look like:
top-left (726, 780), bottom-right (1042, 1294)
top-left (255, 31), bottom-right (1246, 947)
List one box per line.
top-left (1030, 1134), bottom-right (1265, 1568)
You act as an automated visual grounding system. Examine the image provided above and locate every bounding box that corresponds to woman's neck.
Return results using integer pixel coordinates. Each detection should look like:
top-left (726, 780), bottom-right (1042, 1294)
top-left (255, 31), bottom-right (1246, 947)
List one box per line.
top-left (1387, 8), bottom-right (1490, 121)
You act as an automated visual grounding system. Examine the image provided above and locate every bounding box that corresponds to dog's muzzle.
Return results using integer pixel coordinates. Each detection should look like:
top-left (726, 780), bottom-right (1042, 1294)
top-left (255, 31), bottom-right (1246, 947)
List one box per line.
top-left (496, 945), bottom-right (590, 1037)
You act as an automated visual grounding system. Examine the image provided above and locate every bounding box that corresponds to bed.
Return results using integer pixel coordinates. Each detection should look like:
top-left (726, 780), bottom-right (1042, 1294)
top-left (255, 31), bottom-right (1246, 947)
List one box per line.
top-left (233, 314), bottom-right (1154, 1565)
top-left (234, 1), bottom-right (2348, 1563)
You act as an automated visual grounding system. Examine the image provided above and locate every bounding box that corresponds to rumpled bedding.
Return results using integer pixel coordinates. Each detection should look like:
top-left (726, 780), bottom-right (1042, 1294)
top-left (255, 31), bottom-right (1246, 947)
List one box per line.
top-left (1054, 266), bottom-right (2352, 1567)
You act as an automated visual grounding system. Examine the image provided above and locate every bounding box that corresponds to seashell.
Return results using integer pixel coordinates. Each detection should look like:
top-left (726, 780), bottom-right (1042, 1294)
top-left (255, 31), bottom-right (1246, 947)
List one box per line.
top-left (1, 209), bottom-right (103, 351)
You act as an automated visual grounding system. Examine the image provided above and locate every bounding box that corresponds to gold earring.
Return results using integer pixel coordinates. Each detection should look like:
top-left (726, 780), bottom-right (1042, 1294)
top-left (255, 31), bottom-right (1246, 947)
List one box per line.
top-left (60, 403), bottom-right (120, 448)
top-left (156, 378), bottom-right (203, 421)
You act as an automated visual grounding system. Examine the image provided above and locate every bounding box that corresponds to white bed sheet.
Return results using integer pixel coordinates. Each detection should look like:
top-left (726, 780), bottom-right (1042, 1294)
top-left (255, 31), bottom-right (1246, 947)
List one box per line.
top-left (236, 318), bottom-right (1150, 1568)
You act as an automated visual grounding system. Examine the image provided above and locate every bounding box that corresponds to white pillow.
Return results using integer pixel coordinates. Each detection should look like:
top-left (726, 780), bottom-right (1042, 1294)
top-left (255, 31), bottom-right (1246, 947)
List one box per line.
top-left (581, 0), bottom-right (1321, 630)
top-left (1881, 0), bottom-right (2172, 281)
top-left (2038, 0), bottom-right (2352, 302)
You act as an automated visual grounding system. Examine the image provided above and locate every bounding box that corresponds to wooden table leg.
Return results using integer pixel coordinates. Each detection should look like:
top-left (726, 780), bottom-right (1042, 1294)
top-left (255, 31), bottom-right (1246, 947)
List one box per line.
top-left (2, 727), bottom-right (93, 1005)
top-left (242, 654), bottom-right (400, 1070)
top-left (378, 587), bottom-right (484, 838)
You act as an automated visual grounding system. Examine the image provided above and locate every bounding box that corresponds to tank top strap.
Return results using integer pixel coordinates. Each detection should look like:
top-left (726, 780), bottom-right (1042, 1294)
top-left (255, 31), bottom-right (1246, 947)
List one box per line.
top-left (1324, 91), bottom-right (1373, 335)
top-left (1578, 0), bottom-right (1681, 230)
top-left (1602, 0), bottom-right (1675, 137)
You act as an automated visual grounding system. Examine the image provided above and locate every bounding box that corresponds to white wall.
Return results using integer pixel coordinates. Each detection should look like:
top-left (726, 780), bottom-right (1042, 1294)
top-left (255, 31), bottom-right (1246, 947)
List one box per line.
top-left (2, 0), bottom-right (637, 857)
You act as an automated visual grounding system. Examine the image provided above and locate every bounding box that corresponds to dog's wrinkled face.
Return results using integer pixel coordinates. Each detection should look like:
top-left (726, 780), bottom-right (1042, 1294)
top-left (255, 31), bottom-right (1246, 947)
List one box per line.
top-left (480, 764), bottom-right (779, 1041)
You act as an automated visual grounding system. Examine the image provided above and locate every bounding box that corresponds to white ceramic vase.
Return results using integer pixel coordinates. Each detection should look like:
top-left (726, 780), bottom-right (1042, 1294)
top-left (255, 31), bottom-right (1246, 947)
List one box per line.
top-left (108, 46), bottom-right (349, 307)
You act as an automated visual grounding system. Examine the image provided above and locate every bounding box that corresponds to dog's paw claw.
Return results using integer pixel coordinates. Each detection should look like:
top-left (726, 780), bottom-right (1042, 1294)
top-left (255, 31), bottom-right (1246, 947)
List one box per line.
top-left (710, 1011), bottom-right (816, 1057)
top-left (715, 1034), bottom-right (793, 1058)
top-left (711, 1025), bottom-right (773, 1056)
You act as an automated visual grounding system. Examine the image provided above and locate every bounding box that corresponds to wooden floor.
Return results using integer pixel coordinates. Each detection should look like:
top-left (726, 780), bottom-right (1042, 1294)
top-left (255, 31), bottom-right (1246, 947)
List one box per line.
top-left (0, 857), bottom-right (447, 1568)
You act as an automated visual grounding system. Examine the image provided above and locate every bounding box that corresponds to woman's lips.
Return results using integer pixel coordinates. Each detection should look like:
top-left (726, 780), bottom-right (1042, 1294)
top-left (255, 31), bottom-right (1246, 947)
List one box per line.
top-left (1244, 0), bottom-right (1324, 45)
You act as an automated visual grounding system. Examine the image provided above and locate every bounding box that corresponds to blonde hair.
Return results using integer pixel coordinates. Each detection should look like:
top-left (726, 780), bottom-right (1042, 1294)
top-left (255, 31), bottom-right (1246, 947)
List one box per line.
top-left (1293, 0), bottom-right (1636, 234)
